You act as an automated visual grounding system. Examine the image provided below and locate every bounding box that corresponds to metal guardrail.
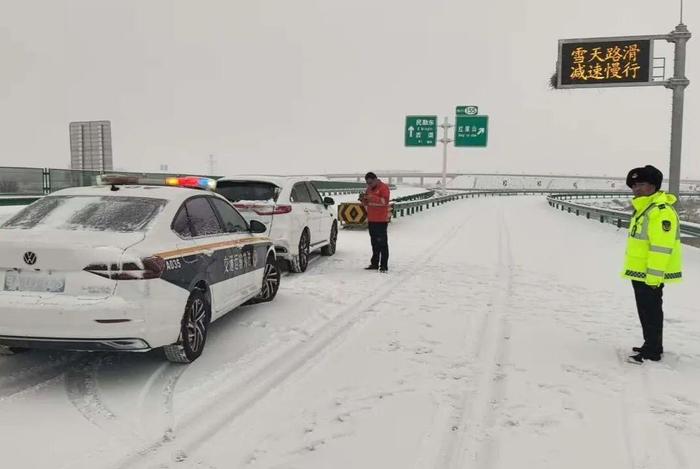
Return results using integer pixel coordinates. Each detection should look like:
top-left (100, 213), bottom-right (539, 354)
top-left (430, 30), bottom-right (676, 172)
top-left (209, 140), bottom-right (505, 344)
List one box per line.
top-left (317, 187), bottom-right (429, 200)
top-left (313, 183), bottom-right (398, 197)
top-left (547, 193), bottom-right (700, 237)
top-left (391, 189), bottom-right (700, 238)
top-left (392, 190), bottom-right (435, 203)
top-left (311, 180), bottom-right (366, 196)
top-left (323, 172), bottom-right (700, 185)
top-left (315, 188), bottom-right (364, 196)
top-left (391, 189), bottom-right (549, 217)
top-left (447, 188), bottom-right (654, 196)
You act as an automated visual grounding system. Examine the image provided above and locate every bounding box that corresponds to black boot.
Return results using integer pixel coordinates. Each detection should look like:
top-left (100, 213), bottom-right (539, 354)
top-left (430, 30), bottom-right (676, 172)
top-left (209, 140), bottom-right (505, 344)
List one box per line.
top-left (628, 352), bottom-right (662, 363)
top-left (628, 353), bottom-right (644, 363)
top-left (365, 265), bottom-right (379, 270)
top-left (632, 346), bottom-right (663, 354)
top-left (642, 351), bottom-right (662, 361)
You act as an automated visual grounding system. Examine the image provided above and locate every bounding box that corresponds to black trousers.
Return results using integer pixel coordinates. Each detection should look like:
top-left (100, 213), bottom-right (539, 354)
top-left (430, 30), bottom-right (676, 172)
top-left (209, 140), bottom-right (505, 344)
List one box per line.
top-left (632, 281), bottom-right (664, 355)
top-left (368, 222), bottom-right (389, 269)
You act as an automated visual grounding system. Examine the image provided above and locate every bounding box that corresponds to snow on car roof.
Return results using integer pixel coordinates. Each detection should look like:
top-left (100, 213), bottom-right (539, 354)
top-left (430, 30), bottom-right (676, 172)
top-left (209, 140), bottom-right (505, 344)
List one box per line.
top-left (49, 184), bottom-right (213, 202)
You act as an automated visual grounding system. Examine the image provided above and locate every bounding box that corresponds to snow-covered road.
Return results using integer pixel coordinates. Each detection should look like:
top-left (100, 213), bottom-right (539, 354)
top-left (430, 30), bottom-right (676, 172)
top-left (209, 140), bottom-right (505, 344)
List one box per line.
top-left (2, 196), bottom-right (700, 469)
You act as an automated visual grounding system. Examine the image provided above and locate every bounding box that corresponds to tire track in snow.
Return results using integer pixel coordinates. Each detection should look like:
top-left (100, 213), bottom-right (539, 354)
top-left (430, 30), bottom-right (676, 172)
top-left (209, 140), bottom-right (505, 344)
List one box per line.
top-left (135, 362), bottom-right (188, 442)
top-left (643, 369), bottom-right (691, 469)
top-left (470, 210), bottom-right (514, 469)
top-left (67, 252), bottom-right (324, 466)
top-left (108, 202), bottom-right (478, 469)
top-left (432, 204), bottom-right (514, 469)
top-left (0, 352), bottom-right (81, 402)
top-left (617, 355), bottom-right (689, 469)
top-left (67, 252), bottom-right (331, 468)
top-left (65, 356), bottom-right (116, 421)
top-left (617, 360), bottom-right (660, 469)
top-left (58, 355), bottom-right (193, 469)
top-left (122, 254), bottom-right (323, 443)
top-left (64, 354), bottom-right (142, 443)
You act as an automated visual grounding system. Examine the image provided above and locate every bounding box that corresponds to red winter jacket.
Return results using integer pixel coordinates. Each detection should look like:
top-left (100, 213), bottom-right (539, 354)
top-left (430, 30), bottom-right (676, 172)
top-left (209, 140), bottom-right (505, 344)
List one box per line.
top-left (362, 180), bottom-right (391, 222)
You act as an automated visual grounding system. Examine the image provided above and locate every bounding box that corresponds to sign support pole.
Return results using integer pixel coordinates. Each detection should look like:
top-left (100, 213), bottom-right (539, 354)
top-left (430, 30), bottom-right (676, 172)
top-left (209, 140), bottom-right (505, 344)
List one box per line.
top-left (666, 23), bottom-right (691, 197)
top-left (556, 28), bottom-right (691, 197)
top-left (439, 117), bottom-right (453, 188)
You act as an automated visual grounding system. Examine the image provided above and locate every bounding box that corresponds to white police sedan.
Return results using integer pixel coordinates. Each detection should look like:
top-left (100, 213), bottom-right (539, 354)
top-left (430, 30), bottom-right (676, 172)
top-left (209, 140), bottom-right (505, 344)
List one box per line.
top-left (0, 175), bottom-right (280, 363)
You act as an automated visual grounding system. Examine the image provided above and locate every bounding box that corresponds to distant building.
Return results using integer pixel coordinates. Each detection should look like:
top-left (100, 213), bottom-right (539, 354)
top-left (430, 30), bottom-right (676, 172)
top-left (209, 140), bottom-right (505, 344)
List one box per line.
top-left (69, 121), bottom-right (113, 171)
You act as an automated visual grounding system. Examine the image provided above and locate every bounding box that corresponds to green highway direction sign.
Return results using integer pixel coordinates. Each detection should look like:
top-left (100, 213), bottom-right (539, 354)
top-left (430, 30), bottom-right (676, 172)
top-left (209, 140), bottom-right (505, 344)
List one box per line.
top-left (455, 115), bottom-right (488, 147)
top-left (405, 115), bottom-right (437, 146)
top-left (456, 105), bottom-right (479, 116)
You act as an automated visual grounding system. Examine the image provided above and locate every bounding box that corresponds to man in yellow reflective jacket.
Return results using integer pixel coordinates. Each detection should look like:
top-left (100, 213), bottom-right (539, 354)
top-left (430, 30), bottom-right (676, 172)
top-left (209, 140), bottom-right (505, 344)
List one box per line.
top-left (622, 165), bottom-right (683, 363)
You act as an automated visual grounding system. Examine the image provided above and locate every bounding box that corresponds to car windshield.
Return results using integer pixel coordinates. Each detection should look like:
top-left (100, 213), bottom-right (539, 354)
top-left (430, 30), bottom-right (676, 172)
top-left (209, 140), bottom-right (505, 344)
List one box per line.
top-left (0, 196), bottom-right (167, 232)
top-left (215, 181), bottom-right (279, 202)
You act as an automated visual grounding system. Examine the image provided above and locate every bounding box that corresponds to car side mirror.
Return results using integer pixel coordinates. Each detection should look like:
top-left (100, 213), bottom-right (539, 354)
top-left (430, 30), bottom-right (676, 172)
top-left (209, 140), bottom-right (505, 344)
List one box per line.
top-left (249, 220), bottom-right (267, 234)
top-left (323, 197), bottom-right (335, 206)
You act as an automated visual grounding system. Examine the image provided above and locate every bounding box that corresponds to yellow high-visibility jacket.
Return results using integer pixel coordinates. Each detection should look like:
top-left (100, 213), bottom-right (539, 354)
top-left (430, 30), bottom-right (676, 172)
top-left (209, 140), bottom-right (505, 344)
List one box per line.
top-left (622, 191), bottom-right (683, 285)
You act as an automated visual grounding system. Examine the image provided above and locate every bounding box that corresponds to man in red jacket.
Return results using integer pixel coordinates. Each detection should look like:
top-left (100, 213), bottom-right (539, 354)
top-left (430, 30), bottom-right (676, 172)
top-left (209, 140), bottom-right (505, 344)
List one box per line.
top-left (359, 172), bottom-right (391, 272)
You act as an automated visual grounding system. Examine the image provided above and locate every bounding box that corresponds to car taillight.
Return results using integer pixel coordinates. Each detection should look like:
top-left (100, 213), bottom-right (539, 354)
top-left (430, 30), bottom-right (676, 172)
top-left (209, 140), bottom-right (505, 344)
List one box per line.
top-left (269, 205), bottom-right (292, 215)
top-left (233, 203), bottom-right (254, 212)
top-left (84, 256), bottom-right (165, 280)
top-left (233, 204), bottom-right (292, 216)
top-left (253, 204), bottom-right (292, 215)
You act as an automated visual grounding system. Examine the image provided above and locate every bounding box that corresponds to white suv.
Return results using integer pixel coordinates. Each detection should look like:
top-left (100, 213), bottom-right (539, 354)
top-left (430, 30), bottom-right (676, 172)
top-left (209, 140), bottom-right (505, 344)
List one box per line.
top-left (215, 176), bottom-right (338, 272)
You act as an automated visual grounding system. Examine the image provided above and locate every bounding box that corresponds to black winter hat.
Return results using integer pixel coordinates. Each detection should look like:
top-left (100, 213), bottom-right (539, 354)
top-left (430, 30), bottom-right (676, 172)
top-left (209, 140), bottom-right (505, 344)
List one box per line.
top-left (626, 165), bottom-right (663, 191)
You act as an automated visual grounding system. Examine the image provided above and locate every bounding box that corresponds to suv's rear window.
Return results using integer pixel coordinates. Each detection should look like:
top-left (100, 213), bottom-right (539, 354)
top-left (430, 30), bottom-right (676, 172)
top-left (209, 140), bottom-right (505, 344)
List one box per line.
top-left (215, 181), bottom-right (279, 202)
top-left (1, 196), bottom-right (166, 232)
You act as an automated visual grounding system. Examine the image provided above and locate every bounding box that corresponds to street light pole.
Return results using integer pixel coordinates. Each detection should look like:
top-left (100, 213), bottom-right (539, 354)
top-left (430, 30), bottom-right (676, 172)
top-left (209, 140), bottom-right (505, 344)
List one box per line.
top-left (666, 23), bottom-right (691, 196)
top-left (208, 154), bottom-right (215, 176)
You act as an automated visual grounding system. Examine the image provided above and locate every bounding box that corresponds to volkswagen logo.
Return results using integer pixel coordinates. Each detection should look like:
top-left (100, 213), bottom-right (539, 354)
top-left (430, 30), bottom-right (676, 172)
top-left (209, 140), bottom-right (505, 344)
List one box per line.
top-left (23, 252), bottom-right (37, 266)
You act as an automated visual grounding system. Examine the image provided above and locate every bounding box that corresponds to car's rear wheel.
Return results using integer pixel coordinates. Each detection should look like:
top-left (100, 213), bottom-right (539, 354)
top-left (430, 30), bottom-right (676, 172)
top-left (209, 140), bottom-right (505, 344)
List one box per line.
top-left (163, 290), bottom-right (211, 363)
top-left (289, 229), bottom-right (310, 273)
top-left (321, 221), bottom-right (338, 256)
top-left (246, 254), bottom-right (281, 305)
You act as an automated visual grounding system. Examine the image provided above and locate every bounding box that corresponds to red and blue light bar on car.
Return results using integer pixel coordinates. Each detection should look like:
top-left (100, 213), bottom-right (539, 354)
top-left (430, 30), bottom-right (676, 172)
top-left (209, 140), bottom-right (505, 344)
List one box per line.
top-left (97, 174), bottom-right (217, 190)
top-left (165, 177), bottom-right (217, 190)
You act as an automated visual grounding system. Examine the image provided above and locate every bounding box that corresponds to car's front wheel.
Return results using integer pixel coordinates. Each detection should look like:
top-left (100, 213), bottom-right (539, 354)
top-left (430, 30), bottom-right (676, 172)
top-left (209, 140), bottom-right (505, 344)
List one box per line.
top-left (289, 229), bottom-right (310, 273)
top-left (164, 290), bottom-right (211, 363)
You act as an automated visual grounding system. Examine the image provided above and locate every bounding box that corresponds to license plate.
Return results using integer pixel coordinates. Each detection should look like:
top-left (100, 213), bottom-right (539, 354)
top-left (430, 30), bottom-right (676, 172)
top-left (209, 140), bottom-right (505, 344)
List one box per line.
top-left (4, 271), bottom-right (66, 293)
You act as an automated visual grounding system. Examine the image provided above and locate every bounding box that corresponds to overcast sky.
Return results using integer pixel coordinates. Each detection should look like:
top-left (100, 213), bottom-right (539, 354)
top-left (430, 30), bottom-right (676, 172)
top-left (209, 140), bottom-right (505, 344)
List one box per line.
top-left (0, 0), bottom-right (698, 179)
